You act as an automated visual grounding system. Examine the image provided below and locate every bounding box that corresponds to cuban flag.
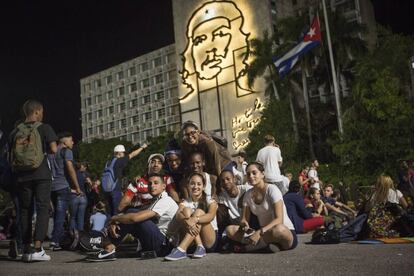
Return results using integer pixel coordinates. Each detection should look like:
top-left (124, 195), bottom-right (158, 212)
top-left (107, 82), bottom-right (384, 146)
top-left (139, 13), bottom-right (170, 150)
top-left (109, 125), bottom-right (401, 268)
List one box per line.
top-left (273, 16), bottom-right (321, 77)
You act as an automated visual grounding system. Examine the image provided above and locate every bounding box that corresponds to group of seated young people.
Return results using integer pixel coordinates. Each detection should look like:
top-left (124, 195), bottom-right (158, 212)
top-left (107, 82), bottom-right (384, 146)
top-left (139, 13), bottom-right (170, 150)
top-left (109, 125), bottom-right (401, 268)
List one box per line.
top-left (87, 122), bottom-right (299, 261)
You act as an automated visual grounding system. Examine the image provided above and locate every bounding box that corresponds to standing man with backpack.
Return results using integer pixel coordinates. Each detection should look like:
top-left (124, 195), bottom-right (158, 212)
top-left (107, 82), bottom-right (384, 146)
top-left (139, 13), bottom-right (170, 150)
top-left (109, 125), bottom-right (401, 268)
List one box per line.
top-left (48, 132), bottom-right (83, 251)
top-left (102, 143), bottom-right (148, 216)
top-left (9, 100), bottom-right (58, 262)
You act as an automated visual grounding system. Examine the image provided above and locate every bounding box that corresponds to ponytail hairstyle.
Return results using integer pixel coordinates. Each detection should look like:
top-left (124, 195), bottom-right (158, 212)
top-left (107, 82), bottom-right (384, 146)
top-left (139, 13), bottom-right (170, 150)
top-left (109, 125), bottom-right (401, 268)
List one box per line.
top-left (188, 172), bottom-right (208, 212)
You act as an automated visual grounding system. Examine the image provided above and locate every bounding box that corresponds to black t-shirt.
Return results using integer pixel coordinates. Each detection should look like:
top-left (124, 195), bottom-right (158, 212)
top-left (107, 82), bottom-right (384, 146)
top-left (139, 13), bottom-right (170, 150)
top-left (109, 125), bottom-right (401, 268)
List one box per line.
top-left (114, 156), bottom-right (129, 182)
top-left (9, 122), bottom-right (58, 182)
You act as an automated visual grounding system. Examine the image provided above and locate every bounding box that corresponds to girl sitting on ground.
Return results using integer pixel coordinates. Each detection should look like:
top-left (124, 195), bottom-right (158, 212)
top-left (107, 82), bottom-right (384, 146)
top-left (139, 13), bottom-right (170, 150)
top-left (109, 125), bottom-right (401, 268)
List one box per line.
top-left (305, 187), bottom-right (328, 216)
top-left (225, 162), bottom-right (297, 252)
top-left (165, 172), bottom-right (218, 261)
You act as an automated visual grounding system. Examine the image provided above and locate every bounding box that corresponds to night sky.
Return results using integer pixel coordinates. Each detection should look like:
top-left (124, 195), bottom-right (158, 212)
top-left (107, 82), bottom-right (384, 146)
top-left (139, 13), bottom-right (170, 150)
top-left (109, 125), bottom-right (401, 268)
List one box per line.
top-left (0, 0), bottom-right (411, 141)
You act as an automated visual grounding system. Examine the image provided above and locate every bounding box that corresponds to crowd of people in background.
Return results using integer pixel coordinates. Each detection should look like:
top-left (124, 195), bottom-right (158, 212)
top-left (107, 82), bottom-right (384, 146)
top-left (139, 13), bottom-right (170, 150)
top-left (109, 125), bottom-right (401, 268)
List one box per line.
top-left (0, 99), bottom-right (413, 263)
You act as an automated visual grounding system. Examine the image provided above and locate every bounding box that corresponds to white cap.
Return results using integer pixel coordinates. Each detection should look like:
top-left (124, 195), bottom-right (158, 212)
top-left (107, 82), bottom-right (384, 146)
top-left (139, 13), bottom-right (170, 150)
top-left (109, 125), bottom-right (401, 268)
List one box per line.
top-left (114, 144), bottom-right (126, 153)
top-left (147, 153), bottom-right (165, 164)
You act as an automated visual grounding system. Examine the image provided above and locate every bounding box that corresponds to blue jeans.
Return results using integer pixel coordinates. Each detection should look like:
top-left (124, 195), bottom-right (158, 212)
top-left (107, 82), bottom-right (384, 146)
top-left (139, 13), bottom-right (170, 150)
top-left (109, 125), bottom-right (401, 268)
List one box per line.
top-left (51, 188), bottom-right (70, 244)
top-left (112, 219), bottom-right (172, 257)
top-left (104, 189), bottom-right (122, 216)
top-left (70, 194), bottom-right (87, 232)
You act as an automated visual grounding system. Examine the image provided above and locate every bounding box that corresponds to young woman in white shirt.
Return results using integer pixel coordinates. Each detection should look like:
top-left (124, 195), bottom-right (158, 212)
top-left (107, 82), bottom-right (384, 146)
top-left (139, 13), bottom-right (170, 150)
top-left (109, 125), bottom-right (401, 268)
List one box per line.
top-left (165, 172), bottom-right (218, 261)
top-left (226, 162), bottom-right (297, 252)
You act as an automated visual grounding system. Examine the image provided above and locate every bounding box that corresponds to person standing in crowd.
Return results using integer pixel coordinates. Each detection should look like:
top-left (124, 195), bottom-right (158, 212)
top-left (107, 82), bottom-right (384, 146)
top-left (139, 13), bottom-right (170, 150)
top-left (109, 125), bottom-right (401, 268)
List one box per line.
top-left (48, 132), bottom-right (82, 251)
top-left (308, 159), bottom-right (322, 190)
top-left (9, 100), bottom-right (57, 262)
top-left (256, 135), bottom-right (284, 193)
top-left (298, 166), bottom-right (310, 194)
top-left (87, 174), bottom-right (178, 262)
top-left (226, 162), bottom-right (297, 252)
top-left (233, 151), bottom-right (248, 180)
top-left (165, 172), bottom-right (218, 261)
top-left (181, 121), bottom-right (234, 178)
top-left (103, 143), bottom-right (148, 216)
top-left (69, 161), bottom-right (90, 249)
top-left (118, 153), bottom-right (179, 213)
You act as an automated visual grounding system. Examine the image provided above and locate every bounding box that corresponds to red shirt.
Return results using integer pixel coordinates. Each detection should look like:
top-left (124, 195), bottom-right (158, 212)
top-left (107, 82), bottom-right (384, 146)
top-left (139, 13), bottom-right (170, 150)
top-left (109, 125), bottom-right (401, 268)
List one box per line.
top-left (124, 174), bottom-right (175, 207)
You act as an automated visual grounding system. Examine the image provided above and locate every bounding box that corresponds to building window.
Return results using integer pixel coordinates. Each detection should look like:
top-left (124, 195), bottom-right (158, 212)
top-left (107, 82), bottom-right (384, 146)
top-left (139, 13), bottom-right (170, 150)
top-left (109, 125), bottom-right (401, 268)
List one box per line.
top-left (95, 95), bottom-right (103, 103)
top-left (107, 90), bottom-right (113, 100)
top-left (106, 75), bottom-right (112, 85)
top-left (108, 106), bottom-right (114, 114)
top-left (143, 112), bottom-right (152, 120)
top-left (98, 125), bottom-right (104, 134)
top-left (129, 82), bottom-right (137, 92)
top-left (141, 62), bottom-right (148, 72)
top-left (120, 119), bottom-right (127, 128)
top-left (168, 70), bottom-right (176, 81)
top-left (143, 95), bottom-right (150, 104)
top-left (118, 87), bottom-right (125, 96)
top-left (132, 115), bottom-right (139, 124)
top-left (87, 113), bottom-right (92, 121)
top-left (88, 127), bottom-right (93, 136)
top-left (154, 57), bottom-right (162, 67)
top-left (167, 53), bottom-right (174, 63)
top-left (144, 129), bottom-right (152, 139)
top-left (94, 79), bottom-right (101, 89)
top-left (128, 66), bottom-right (136, 76)
top-left (156, 91), bottom-right (165, 100)
top-left (116, 70), bottom-right (124, 81)
top-left (96, 109), bottom-right (103, 118)
top-left (142, 78), bottom-right (150, 88)
top-left (155, 74), bottom-right (163, 84)
top-left (86, 97), bottom-right (92, 106)
top-left (130, 99), bottom-right (138, 108)
top-left (157, 109), bottom-right (166, 118)
top-left (108, 122), bottom-right (114, 131)
top-left (158, 126), bottom-right (166, 134)
top-left (84, 83), bottom-right (91, 91)
top-left (119, 103), bottom-right (126, 112)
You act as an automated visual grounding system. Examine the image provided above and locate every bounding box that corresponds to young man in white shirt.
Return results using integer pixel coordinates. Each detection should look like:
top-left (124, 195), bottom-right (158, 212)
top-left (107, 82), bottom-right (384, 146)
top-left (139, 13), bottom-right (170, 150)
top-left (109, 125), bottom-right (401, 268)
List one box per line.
top-left (87, 174), bottom-right (178, 262)
top-left (256, 135), bottom-right (284, 192)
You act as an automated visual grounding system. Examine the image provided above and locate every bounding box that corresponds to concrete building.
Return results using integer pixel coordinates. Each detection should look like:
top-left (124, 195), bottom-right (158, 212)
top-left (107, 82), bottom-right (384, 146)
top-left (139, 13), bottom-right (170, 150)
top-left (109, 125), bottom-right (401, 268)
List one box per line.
top-left (80, 44), bottom-right (181, 143)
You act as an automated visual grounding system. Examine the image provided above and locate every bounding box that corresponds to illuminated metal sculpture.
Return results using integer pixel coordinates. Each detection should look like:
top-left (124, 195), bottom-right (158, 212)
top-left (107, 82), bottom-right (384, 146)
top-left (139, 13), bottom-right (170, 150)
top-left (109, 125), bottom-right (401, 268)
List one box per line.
top-left (180, 0), bottom-right (255, 101)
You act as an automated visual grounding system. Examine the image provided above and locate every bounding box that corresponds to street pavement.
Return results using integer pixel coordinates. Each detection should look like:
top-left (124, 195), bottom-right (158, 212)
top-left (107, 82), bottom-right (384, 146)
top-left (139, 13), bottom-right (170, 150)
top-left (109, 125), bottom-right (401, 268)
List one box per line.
top-left (0, 234), bottom-right (413, 276)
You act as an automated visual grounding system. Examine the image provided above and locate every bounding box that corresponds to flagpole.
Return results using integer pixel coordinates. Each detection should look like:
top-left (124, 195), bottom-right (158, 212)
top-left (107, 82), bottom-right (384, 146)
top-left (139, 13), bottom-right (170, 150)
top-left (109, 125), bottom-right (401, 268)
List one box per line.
top-left (321, 0), bottom-right (344, 135)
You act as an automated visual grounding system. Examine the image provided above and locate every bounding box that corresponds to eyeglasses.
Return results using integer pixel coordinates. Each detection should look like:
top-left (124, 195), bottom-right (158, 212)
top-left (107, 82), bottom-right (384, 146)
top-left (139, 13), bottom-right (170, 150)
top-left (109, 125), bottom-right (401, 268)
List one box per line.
top-left (184, 130), bottom-right (198, 138)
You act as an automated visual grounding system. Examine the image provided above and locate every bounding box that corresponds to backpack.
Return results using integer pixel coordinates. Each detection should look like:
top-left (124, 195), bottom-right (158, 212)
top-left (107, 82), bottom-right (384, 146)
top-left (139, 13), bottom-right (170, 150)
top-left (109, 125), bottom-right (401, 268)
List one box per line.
top-left (101, 158), bottom-right (118, 192)
top-left (338, 214), bottom-right (367, 242)
top-left (11, 122), bottom-right (44, 171)
top-left (311, 227), bottom-right (340, 244)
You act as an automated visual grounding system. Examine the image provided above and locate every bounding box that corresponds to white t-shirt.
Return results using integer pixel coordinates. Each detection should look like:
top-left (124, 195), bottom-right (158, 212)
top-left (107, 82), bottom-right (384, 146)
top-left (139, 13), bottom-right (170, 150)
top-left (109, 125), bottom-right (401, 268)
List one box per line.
top-left (149, 191), bottom-right (179, 236)
top-left (181, 197), bottom-right (218, 230)
top-left (308, 168), bottom-right (320, 189)
top-left (387, 189), bottom-right (403, 204)
top-left (243, 184), bottom-right (294, 230)
top-left (256, 146), bottom-right (283, 182)
top-left (218, 184), bottom-right (252, 219)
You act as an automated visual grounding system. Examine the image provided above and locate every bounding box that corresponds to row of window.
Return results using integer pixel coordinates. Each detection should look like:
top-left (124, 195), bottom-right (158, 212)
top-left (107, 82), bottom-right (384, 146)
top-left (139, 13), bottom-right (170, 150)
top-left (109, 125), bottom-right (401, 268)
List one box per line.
top-left (85, 115), bottom-right (178, 136)
top-left (83, 53), bottom-right (175, 91)
top-left (85, 104), bottom-right (176, 122)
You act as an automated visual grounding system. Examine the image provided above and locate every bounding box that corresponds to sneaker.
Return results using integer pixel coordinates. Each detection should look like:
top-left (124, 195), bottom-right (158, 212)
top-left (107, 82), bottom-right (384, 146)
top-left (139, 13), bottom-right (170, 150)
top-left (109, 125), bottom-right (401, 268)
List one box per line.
top-left (23, 249), bottom-right (51, 262)
top-left (164, 248), bottom-right (187, 261)
top-left (86, 249), bottom-right (116, 262)
top-left (192, 246), bottom-right (206, 258)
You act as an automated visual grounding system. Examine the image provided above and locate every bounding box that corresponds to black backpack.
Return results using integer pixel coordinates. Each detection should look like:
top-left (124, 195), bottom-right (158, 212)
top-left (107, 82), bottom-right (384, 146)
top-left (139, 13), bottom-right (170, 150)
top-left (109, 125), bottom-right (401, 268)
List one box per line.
top-left (339, 214), bottom-right (368, 242)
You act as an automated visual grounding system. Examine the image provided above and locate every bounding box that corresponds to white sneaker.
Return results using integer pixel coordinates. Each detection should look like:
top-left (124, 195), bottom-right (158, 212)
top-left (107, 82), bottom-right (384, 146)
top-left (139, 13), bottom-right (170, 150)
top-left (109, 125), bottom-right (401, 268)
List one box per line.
top-left (24, 249), bottom-right (51, 262)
